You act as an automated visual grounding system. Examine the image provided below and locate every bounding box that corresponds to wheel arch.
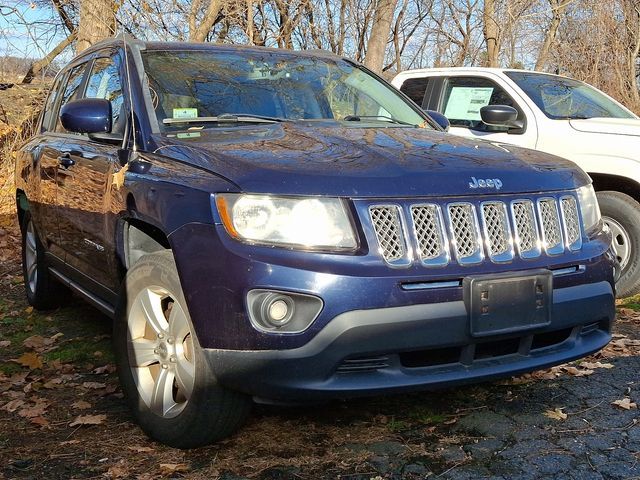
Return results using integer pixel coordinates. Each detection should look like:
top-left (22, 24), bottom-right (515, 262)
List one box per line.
top-left (588, 173), bottom-right (640, 203)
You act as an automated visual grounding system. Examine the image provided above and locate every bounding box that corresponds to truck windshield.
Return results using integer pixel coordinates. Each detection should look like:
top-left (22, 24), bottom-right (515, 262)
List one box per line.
top-left (505, 71), bottom-right (635, 120)
top-left (141, 49), bottom-right (427, 132)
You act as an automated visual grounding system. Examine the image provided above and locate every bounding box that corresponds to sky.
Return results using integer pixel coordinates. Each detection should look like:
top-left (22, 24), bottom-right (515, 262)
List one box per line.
top-left (0, 1), bottom-right (67, 59)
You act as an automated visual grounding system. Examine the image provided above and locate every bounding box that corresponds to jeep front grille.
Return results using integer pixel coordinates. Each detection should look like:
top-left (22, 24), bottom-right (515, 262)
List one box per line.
top-left (448, 203), bottom-right (483, 264)
top-left (368, 194), bottom-right (582, 267)
top-left (368, 205), bottom-right (409, 266)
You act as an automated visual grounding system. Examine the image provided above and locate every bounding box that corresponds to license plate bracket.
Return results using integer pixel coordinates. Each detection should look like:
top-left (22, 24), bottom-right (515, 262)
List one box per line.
top-left (464, 270), bottom-right (552, 338)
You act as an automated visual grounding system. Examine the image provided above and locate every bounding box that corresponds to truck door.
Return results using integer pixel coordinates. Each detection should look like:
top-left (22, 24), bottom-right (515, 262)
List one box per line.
top-left (428, 75), bottom-right (538, 149)
top-left (55, 54), bottom-right (125, 295)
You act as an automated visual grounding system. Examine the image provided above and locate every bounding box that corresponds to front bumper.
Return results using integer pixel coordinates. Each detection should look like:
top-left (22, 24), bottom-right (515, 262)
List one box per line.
top-left (203, 279), bottom-right (613, 402)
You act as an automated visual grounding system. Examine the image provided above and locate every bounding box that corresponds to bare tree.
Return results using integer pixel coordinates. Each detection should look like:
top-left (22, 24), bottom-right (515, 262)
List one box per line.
top-left (364, 0), bottom-right (399, 72)
top-left (77, 0), bottom-right (116, 53)
top-left (535, 0), bottom-right (569, 70)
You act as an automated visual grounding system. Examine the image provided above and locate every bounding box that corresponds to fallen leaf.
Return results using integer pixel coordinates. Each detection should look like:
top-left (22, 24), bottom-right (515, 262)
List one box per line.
top-left (71, 400), bottom-right (92, 410)
top-left (107, 463), bottom-right (129, 479)
top-left (127, 445), bottom-right (154, 453)
top-left (69, 414), bottom-right (107, 426)
top-left (0, 340), bottom-right (11, 348)
top-left (12, 352), bottom-right (43, 370)
top-left (18, 400), bottom-right (48, 418)
top-left (24, 306), bottom-right (33, 315)
top-left (93, 364), bottom-right (116, 374)
top-left (30, 416), bottom-right (49, 427)
top-left (43, 378), bottom-right (63, 389)
top-left (2, 398), bottom-right (25, 412)
top-left (81, 382), bottom-right (106, 390)
top-left (544, 408), bottom-right (568, 420)
top-left (159, 464), bottom-right (189, 474)
top-left (612, 398), bottom-right (637, 410)
top-left (562, 366), bottom-right (594, 377)
top-left (580, 361), bottom-right (614, 370)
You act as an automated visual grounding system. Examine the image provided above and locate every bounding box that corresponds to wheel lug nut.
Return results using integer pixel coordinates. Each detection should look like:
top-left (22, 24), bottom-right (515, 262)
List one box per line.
top-left (161, 364), bottom-right (168, 369)
top-left (158, 333), bottom-right (164, 339)
top-left (170, 356), bottom-right (176, 363)
top-left (153, 348), bottom-right (159, 354)
top-left (167, 337), bottom-right (173, 344)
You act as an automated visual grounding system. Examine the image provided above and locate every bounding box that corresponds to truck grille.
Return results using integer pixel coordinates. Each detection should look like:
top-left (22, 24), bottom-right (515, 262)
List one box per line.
top-left (368, 194), bottom-right (582, 267)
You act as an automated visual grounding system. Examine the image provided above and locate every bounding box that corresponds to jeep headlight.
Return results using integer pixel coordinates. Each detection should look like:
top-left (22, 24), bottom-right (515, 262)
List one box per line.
top-left (576, 185), bottom-right (601, 233)
top-left (215, 194), bottom-right (357, 251)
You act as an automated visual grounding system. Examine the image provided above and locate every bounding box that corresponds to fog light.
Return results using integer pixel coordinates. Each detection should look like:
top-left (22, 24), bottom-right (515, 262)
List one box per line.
top-left (247, 289), bottom-right (323, 333)
top-left (262, 294), bottom-right (294, 327)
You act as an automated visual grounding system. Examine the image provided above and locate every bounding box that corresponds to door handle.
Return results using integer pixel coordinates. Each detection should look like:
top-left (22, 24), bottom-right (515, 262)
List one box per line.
top-left (57, 153), bottom-right (75, 168)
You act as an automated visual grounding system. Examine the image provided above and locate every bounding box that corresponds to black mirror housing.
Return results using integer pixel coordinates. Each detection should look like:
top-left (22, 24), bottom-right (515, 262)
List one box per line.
top-left (425, 110), bottom-right (450, 131)
top-left (60, 98), bottom-right (112, 134)
top-left (480, 105), bottom-right (524, 130)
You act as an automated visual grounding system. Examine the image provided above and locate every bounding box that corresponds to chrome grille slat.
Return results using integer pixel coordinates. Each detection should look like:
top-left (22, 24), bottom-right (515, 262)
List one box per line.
top-left (560, 196), bottom-right (582, 250)
top-left (511, 200), bottom-right (541, 258)
top-left (410, 204), bottom-right (449, 266)
top-left (448, 203), bottom-right (483, 264)
top-left (481, 202), bottom-right (513, 262)
top-left (369, 205), bottom-right (409, 266)
top-left (538, 198), bottom-right (564, 255)
top-left (367, 193), bottom-right (583, 267)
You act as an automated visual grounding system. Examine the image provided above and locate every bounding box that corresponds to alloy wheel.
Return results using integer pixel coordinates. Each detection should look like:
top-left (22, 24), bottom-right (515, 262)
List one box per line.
top-left (127, 286), bottom-right (195, 418)
top-left (603, 216), bottom-right (631, 270)
top-left (24, 220), bottom-right (38, 294)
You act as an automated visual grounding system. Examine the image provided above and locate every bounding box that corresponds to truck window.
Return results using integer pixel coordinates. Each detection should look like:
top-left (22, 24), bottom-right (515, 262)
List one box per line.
top-left (400, 77), bottom-right (430, 106)
top-left (441, 76), bottom-right (523, 132)
top-left (85, 57), bottom-right (125, 135)
top-left (54, 63), bottom-right (89, 133)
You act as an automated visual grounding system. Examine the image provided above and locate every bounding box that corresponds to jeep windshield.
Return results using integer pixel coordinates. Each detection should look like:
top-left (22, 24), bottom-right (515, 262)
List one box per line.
top-left (506, 71), bottom-right (635, 120)
top-left (141, 49), bottom-right (427, 132)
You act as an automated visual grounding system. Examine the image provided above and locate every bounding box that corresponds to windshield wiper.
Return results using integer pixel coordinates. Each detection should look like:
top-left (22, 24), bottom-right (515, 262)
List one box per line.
top-left (163, 113), bottom-right (284, 125)
top-left (343, 115), bottom-right (414, 126)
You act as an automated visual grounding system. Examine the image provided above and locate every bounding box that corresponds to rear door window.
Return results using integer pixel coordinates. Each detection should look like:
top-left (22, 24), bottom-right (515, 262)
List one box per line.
top-left (54, 63), bottom-right (89, 133)
top-left (400, 77), bottom-right (431, 107)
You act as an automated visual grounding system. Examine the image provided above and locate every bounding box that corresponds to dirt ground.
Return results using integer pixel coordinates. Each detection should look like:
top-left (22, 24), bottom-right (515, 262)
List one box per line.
top-left (0, 212), bottom-right (639, 480)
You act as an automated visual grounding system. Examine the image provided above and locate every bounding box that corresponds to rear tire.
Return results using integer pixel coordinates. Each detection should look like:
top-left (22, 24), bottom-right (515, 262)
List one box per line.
top-left (20, 211), bottom-right (68, 310)
top-left (113, 250), bottom-right (251, 448)
top-left (597, 191), bottom-right (640, 298)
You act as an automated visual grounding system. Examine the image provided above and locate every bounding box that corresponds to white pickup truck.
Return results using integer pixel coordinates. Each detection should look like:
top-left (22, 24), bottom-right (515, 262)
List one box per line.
top-left (392, 68), bottom-right (640, 297)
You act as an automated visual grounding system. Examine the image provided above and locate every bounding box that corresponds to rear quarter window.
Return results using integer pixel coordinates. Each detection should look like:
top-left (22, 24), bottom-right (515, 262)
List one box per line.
top-left (399, 77), bottom-right (431, 106)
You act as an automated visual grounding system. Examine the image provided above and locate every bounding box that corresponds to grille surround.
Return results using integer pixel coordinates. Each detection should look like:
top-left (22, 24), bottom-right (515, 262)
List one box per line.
top-left (367, 193), bottom-right (582, 268)
top-left (538, 198), bottom-right (564, 255)
top-left (368, 205), bottom-right (410, 267)
top-left (481, 201), bottom-right (514, 263)
top-left (510, 200), bottom-right (542, 259)
top-left (410, 203), bottom-right (450, 266)
top-left (560, 196), bottom-right (582, 251)
top-left (447, 203), bottom-right (484, 265)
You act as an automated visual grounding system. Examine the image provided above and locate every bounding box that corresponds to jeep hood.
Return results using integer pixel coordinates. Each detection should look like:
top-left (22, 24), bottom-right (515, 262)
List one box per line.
top-left (569, 117), bottom-right (640, 137)
top-left (151, 123), bottom-right (589, 197)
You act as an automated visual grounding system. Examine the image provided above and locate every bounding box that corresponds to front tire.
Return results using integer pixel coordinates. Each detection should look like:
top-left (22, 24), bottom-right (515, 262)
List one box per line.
top-left (113, 250), bottom-right (251, 448)
top-left (597, 191), bottom-right (640, 298)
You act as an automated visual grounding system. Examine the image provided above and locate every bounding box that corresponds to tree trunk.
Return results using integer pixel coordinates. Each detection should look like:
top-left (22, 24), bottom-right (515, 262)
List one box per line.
top-left (535, 0), bottom-right (569, 71)
top-left (22, 32), bottom-right (77, 84)
top-left (363, 0), bottom-right (399, 73)
top-left (76, 0), bottom-right (116, 54)
top-left (627, 3), bottom-right (640, 109)
top-left (483, 0), bottom-right (499, 67)
top-left (190, 0), bottom-right (225, 42)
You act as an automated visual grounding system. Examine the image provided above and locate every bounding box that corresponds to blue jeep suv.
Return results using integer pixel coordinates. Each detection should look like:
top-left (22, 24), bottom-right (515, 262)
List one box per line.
top-left (14, 35), bottom-right (616, 448)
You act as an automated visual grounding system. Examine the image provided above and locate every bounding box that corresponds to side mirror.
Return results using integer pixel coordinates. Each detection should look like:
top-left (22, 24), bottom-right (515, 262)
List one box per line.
top-left (480, 105), bottom-right (524, 130)
top-left (425, 110), bottom-right (450, 131)
top-left (60, 98), bottom-right (112, 134)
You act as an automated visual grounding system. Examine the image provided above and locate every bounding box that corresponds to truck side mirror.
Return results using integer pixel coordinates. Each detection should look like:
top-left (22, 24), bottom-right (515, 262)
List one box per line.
top-left (60, 98), bottom-right (112, 134)
top-left (425, 110), bottom-right (450, 131)
top-left (480, 105), bottom-right (524, 130)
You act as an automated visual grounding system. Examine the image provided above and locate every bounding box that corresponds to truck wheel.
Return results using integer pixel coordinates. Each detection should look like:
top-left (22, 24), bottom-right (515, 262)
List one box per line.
top-left (20, 211), bottom-right (68, 310)
top-left (597, 191), bottom-right (640, 298)
top-left (113, 250), bottom-right (251, 448)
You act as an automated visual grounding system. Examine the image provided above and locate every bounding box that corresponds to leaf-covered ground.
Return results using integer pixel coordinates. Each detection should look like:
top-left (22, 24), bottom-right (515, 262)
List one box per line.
top-left (0, 213), bottom-right (639, 480)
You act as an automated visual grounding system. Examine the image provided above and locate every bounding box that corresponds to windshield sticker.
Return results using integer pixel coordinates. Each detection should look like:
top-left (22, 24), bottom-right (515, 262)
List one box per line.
top-left (177, 132), bottom-right (201, 139)
top-left (444, 87), bottom-right (494, 120)
top-left (173, 108), bottom-right (198, 119)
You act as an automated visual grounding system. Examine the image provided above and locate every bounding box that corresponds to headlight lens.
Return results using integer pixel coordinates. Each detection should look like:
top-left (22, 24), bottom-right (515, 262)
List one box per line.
top-left (216, 194), bottom-right (357, 250)
top-left (576, 185), bottom-right (601, 233)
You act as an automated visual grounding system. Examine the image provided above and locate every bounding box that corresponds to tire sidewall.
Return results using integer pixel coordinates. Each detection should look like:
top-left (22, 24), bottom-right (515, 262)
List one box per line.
top-left (597, 191), bottom-right (640, 297)
top-left (113, 251), bottom-right (244, 448)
